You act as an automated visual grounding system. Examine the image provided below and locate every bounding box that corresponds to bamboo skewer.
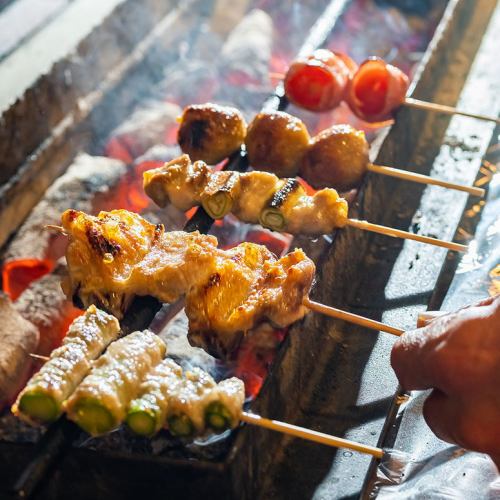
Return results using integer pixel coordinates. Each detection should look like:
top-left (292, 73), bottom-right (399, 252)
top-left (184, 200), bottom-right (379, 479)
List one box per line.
top-left (367, 163), bottom-right (485, 197)
top-left (240, 411), bottom-right (384, 458)
top-left (404, 97), bottom-right (500, 125)
top-left (303, 298), bottom-right (403, 336)
top-left (346, 218), bottom-right (467, 253)
top-left (48, 219), bottom-right (465, 252)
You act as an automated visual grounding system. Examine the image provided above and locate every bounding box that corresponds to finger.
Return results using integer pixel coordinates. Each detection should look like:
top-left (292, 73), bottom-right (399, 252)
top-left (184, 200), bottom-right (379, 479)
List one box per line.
top-left (422, 389), bottom-right (462, 446)
top-left (390, 323), bottom-right (447, 391)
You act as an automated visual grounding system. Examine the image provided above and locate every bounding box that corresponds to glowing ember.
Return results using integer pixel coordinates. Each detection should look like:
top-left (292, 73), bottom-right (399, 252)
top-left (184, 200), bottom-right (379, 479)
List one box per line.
top-left (2, 259), bottom-right (53, 300)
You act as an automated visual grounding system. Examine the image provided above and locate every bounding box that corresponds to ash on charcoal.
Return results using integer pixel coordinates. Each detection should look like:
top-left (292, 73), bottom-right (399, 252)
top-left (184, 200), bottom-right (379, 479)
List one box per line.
top-left (219, 9), bottom-right (272, 86)
top-left (14, 261), bottom-right (81, 356)
top-left (0, 293), bottom-right (38, 410)
top-left (105, 101), bottom-right (182, 161)
top-left (2, 154), bottom-right (127, 264)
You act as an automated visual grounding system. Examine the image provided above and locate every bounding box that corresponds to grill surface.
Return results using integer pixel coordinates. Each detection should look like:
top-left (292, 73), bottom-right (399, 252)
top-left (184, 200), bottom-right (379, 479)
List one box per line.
top-left (0, 0), bottom-right (498, 498)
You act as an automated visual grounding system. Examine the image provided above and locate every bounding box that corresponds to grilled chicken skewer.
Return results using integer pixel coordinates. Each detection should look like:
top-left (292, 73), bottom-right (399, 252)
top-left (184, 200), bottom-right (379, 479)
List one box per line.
top-left (60, 209), bottom-right (406, 359)
top-left (143, 155), bottom-right (467, 252)
top-left (12, 306), bottom-right (120, 424)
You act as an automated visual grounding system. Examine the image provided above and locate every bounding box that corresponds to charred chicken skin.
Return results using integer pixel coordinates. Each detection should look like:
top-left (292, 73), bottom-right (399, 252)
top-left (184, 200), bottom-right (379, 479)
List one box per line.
top-left (177, 103), bottom-right (247, 165)
top-left (143, 155), bottom-right (348, 235)
top-left (186, 242), bottom-right (315, 358)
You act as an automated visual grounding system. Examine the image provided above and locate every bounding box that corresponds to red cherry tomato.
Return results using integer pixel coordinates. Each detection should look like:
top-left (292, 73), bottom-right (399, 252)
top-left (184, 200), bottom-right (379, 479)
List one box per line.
top-left (346, 58), bottom-right (409, 123)
top-left (284, 49), bottom-right (357, 112)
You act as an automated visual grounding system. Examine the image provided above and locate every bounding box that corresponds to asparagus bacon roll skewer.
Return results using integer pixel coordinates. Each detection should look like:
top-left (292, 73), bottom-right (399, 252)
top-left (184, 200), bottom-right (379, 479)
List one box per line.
top-left (126, 356), bottom-right (245, 437)
top-left (64, 330), bottom-right (165, 436)
top-left (12, 306), bottom-right (120, 424)
top-left (166, 368), bottom-right (217, 436)
top-left (205, 377), bottom-right (245, 431)
top-left (126, 358), bottom-right (183, 437)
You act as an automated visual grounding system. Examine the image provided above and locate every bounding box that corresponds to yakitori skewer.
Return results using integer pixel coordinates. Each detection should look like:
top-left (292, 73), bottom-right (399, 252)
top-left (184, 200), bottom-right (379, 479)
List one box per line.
top-left (177, 103), bottom-right (483, 196)
top-left (285, 49), bottom-right (500, 125)
top-left (23, 326), bottom-right (383, 457)
top-left (143, 155), bottom-right (468, 253)
top-left (56, 209), bottom-right (412, 359)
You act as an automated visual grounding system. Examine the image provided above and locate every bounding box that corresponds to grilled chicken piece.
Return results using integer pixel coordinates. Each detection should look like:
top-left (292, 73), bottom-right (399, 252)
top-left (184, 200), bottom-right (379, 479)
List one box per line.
top-left (186, 242), bottom-right (315, 358)
top-left (300, 124), bottom-right (370, 191)
top-left (61, 209), bottom-right (219, 318)
top-left (13, 306), bottom-right (120, 424)
top-left (260, 178), bottom-right (348, 234)
top-left (245, 111), bottom-right (310, 177)
top-left (177, 103), bottom-right (247, 164)
top-left (65, 330), bottom-right (165, 436)
top-left (143, 155), bottom-right (349, 236)
top-left (143, 154), bottom-right (210, 210)
top-left (0, 293), bottom-right (39, 410)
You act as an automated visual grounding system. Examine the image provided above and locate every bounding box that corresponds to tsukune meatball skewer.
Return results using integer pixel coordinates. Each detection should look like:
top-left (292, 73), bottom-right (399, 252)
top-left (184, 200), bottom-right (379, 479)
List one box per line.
top-left (178, 104), bottom-right (483, 196)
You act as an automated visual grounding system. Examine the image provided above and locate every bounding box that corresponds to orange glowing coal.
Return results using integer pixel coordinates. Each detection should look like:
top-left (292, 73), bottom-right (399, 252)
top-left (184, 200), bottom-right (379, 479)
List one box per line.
top-left (2, 259), bottom-right (53, 300)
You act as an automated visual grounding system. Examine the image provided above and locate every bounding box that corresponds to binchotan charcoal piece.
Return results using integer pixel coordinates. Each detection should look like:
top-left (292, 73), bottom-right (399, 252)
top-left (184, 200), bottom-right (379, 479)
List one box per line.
top-left (14, 262), bottom-right (83, 356)
top-left (3, 154), bottom-right (127, 266)
top-left (0, 293), bottom-right (39, 410)
top-left (105, 102), bottom-right (182, 163)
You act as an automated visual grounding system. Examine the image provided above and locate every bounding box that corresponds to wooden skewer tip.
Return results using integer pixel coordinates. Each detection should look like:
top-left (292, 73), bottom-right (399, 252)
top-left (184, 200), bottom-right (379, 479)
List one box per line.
top-left (240, 411), bottom-right (384, 459)
top-left (346, 218), bottom-right (467, 253)
top-left (367, 164), bottom-right (485, 198)
top-left (404, 97), bottom-right (500, 125)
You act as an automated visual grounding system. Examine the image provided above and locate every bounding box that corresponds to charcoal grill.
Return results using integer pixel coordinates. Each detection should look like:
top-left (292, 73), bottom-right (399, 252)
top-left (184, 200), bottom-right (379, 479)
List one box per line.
top-left (0, 0), bottom-right (499, 498)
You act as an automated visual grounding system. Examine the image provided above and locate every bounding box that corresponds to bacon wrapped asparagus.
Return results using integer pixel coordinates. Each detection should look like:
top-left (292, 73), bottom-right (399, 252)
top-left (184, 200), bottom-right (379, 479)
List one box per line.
top-left (64, 330), bottom-right (165, 436)
top-left (126, 358), bottom-right (245, 437)
top-left (12, 305), bottom-right (120, 424)
top-left (143, 155), bottom-right (348, 235)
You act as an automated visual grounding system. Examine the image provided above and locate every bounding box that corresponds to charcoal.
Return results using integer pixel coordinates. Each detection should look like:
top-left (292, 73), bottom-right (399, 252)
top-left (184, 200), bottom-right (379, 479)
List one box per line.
top-left (3, 154), bottom-right (127, 264)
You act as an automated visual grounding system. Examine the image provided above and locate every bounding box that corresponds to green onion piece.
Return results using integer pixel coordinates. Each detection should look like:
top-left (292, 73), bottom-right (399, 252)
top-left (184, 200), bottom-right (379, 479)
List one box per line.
top-left (126, 408), bottom-right (157, 437)
top-left (202, 192), bottom-right (233, 219)
top-left (71, 399), bottom-right (115, 436)
top-left (205, 401), bottom-right (233, 431)
top-left (259, 208), bottom-right (286, 232)
top-left (18, 392), bottom-right (59, 424)
top-left (168, 414), bottom-right (194, 437)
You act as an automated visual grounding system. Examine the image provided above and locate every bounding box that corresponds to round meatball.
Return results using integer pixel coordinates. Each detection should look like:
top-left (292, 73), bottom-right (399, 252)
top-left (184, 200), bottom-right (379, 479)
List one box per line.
top-left (300, 125), bottom-right (369, 191)
top-left (245, 111), bottom-right (310, 177)
top-left (177, 103), bottom-right (247, 165)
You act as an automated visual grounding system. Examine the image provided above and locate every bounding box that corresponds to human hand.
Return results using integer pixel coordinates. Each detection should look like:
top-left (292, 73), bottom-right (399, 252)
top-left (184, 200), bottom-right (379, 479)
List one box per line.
top-left (391, 295), bottom-right (500, 468)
